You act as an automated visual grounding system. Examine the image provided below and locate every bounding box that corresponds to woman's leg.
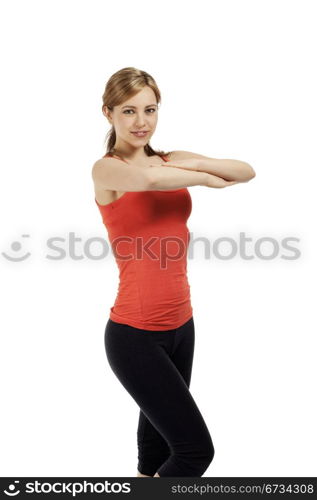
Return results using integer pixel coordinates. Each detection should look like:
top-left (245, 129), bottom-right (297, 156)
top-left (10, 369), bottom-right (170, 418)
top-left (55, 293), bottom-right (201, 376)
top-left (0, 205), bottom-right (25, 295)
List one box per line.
top-left (104, 317), bottom-right (214, 477)
top-left (137, 409), bottom-right (170, 476)
top-left (136, 316), bottom-right (197, 476)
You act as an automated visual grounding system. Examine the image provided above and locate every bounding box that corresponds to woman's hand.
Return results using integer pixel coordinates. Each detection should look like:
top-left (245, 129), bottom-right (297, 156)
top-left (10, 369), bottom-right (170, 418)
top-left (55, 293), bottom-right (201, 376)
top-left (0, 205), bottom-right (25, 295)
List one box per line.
top-left (204, 173), bottom-right (239, 188)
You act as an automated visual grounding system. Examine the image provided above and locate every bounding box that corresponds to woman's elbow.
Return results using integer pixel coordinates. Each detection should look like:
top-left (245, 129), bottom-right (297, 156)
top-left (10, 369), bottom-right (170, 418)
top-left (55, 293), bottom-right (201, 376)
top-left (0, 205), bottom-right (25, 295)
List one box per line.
top-left (241, 164), bottom-right (256, 182)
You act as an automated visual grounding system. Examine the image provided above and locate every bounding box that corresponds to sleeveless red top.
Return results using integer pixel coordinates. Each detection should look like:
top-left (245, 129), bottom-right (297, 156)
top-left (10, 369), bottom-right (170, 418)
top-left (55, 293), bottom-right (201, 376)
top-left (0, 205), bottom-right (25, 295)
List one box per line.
top-left (95, 153), bottom-right (193, 330)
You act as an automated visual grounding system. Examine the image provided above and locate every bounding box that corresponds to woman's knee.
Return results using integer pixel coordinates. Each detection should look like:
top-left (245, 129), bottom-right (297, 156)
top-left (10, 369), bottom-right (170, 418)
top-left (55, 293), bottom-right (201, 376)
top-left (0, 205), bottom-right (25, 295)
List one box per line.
top-left (174, 437), bottom-right (215, 476)
top-left (200, 440), bottom-right (215, 471)
top-left (193, 439), bottom-right (215, 474)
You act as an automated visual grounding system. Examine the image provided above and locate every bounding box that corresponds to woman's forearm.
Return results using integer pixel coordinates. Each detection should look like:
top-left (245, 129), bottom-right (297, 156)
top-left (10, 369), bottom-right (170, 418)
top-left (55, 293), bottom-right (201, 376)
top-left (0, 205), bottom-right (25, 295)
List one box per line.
top-left (165, 157), bottom-right (256, 182)
top-left (198, 158), bottom-right (256, 182)
top-left (148, 165), bottom-right (234, 190)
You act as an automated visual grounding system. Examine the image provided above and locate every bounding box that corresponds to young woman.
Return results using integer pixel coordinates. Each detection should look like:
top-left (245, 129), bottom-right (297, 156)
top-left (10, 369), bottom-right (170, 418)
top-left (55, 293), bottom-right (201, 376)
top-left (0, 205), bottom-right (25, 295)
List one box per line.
top-left (92, 67), bottom-right (255, 478)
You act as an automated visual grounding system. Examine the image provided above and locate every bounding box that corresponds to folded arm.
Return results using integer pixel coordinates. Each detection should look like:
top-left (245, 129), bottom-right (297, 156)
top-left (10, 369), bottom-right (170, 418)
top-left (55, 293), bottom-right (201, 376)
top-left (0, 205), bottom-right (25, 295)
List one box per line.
top-left (91, 156), bottom-right (237, 192)
top-left (164, 151), bottom-right (256, 182)
top-left (197, 157), bottom-right (256, 182)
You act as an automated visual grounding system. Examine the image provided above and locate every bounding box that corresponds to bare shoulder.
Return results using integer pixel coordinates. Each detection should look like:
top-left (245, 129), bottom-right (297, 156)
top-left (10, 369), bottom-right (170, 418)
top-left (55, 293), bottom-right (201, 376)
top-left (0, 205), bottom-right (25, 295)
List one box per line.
top-left (168, 150), bottom-right (214, 161)
top-left (92, 155), bottom-right (126, 170)
top-left (91, 157), bottom-right (122, 206)
top-left (92, 156), bottom-right (112, 176)
top-left (91, 155), bottom-right (128, 182)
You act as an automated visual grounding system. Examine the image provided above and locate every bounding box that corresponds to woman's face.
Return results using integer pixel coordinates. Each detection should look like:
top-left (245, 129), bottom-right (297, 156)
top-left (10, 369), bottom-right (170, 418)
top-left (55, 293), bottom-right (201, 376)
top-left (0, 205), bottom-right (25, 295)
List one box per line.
top-left (105, 86), bottom-right (158, 152)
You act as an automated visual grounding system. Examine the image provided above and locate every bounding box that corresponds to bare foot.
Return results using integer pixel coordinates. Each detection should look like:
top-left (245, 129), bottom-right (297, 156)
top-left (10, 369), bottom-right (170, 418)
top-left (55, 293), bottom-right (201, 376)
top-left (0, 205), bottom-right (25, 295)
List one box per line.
top-left (153, 472), bottom-right (160, 477)
top-left (137, 470), bottom-right (152, 477)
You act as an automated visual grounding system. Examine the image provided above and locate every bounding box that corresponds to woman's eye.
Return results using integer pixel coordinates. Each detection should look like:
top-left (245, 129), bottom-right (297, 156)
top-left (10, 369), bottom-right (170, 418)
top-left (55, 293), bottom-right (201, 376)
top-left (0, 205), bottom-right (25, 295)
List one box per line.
top-left (123, 108), bottom-right (156, 114)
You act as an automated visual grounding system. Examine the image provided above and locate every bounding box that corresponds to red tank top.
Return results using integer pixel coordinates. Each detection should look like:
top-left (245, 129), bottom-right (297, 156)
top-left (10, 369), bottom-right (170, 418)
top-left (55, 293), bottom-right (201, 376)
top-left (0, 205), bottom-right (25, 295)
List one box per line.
top-left (95, 153), bottom-right (193, 330)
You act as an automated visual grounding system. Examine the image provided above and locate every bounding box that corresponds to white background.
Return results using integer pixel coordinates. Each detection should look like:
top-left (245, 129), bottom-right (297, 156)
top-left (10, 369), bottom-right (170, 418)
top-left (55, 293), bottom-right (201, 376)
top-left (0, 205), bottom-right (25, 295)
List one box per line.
top-left (1, 0), bottom-right (316, 477)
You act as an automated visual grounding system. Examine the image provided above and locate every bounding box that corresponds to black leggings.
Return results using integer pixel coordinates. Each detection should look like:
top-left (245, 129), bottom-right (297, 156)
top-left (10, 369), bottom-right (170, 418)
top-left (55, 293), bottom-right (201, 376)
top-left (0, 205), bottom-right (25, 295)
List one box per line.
top-left (104, 316), bottom-right (215, 477)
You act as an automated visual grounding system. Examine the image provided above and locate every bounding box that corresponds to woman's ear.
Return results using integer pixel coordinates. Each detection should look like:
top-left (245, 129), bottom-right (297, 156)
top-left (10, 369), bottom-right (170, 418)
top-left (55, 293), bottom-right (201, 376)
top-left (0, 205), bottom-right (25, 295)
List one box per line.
top-left (102, 105), bottom-right (111, 122)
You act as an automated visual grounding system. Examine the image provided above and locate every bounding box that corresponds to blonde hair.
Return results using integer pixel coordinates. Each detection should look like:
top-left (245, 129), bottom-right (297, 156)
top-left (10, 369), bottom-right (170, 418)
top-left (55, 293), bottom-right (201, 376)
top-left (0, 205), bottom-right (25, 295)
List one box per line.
top-left (101, 67), bottom-right (170, 158)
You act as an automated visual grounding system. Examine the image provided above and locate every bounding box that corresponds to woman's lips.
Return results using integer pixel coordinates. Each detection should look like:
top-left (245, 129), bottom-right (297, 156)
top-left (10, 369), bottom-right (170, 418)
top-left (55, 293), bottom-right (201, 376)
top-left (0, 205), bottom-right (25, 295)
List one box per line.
top-left (131, 131), bottom-right (149, 137)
